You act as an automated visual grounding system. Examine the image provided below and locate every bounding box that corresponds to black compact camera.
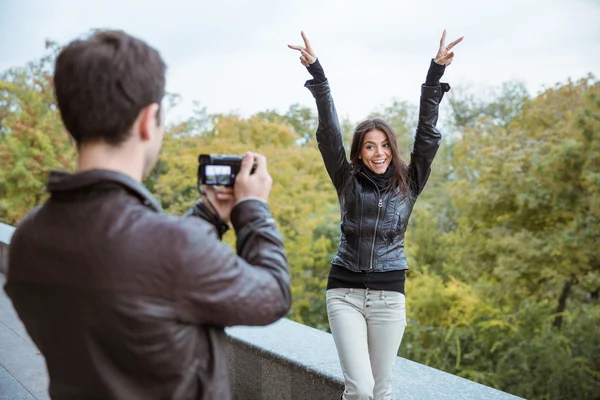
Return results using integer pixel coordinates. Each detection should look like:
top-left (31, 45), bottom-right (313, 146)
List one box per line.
top-left (197, 154), bottom-right (255, 187)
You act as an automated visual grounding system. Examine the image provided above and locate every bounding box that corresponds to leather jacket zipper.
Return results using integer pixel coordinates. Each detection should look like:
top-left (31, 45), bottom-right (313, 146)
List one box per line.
top-left (369, 198), bottom-right (383, 269)
top-left (360, 172), bottom-right (383, 270)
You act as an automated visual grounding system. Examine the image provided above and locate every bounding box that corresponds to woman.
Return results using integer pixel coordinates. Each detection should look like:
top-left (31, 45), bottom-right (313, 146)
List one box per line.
top-left (288, 30), bottom-right (463, 400)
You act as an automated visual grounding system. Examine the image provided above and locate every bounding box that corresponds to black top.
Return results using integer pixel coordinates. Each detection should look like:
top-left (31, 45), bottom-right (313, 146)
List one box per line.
top-left (306, 58), bottom-right (446, 295)
top-left (327, 264), bottom-right (406, 294)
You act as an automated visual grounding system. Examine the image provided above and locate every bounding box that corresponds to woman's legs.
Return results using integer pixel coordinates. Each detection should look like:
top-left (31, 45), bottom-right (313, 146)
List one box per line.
top-left (367, 291), bottom-right (407, 400)
top-left (326, 288), bottom-right (374, 400)
top-left (327, 289), bottom-right (407, 400)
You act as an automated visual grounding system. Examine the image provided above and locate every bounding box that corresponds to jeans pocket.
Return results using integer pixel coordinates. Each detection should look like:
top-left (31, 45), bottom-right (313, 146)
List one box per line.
top-left (384, 292), bottom-right (406, 310)
top-left (383, 292), bottom-right (407, 327)
top-left (326, 288), bottom-right (351, 302)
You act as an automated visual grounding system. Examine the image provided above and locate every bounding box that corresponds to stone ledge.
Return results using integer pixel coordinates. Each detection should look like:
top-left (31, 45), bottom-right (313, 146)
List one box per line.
top-left (0, 222), bottom-right (15, 276)
top-left (227, 318), bottom-right (524, 400)
top-left (227, 318), bottom-right (344, 400)
top-left (0, 222), bottom-right (14, 246)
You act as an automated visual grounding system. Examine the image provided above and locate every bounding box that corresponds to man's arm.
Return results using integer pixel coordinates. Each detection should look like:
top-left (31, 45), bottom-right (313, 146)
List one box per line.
top-left (174, 198), bottom-right (290, 327)
top-left (184, 199), bottom-right (230, 240)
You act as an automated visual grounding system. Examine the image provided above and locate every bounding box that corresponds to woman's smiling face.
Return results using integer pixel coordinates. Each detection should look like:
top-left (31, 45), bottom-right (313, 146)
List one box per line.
top-left (360, 129), bottom-right (392, 174)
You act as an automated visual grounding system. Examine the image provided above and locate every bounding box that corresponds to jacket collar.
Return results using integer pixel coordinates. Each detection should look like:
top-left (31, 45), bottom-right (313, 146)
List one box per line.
top-left (46, 169), bottom-right (163, 212)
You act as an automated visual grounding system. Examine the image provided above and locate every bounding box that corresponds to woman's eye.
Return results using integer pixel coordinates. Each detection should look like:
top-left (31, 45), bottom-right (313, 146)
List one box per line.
top-left (383, 143), bottom-right (390, 148)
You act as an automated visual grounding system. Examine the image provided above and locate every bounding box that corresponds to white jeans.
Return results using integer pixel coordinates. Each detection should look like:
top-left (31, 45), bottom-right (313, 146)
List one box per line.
top-left (326, 288), bottom-right (407, 400)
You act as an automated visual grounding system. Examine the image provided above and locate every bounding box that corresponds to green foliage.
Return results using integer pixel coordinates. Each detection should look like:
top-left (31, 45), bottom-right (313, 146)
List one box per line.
top-left (255, 103), bottom-right (317, 145)
top-left (402, 270), bottom-right (600, 399)
top-left (446, 78), bottom-right (600, 304)
top-left (447, 80), bottom-right (529, 129)
top-left (0, 43), bottom-right (75, 224)
top-left (1, 41), bottom-right (598, 400)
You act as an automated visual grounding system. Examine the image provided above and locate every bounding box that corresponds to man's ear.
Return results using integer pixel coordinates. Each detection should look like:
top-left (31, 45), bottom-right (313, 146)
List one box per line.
top-left (139, 103), bottom-right (161, 142)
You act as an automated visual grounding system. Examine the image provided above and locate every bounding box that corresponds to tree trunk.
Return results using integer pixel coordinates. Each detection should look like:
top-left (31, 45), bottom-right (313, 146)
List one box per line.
top-left (552, 277), bottom-right (576, 330)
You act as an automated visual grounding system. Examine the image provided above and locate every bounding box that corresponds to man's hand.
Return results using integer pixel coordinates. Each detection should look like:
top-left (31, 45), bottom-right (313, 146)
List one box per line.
top-left (288, 31), bottom-right (317, 67)
top-left (234, 152), bottom-right (272, 202)
top-left (434, 29), bottom-right (463, 66)
top-left (202, 186), bottom-right (235, 223)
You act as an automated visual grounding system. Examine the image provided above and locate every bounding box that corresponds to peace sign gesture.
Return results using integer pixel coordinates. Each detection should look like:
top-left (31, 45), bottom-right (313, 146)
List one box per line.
top-left (434, 29), bottom-right (464, 66)
top-left (288, 31), bottom-right (317, 67)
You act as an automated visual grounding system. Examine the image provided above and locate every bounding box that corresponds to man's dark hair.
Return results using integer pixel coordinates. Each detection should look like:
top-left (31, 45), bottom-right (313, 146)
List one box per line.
top-left (53, 30), bottom-right (166, 146)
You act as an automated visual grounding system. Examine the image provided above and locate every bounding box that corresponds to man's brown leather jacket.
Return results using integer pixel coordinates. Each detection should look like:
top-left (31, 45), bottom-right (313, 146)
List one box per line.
top-left (4, 169), bottom-right (291, 400)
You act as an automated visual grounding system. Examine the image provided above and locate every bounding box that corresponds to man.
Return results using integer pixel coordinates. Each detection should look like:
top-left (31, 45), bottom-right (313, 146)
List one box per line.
top-left (4, 30), bottom-right (291, 400)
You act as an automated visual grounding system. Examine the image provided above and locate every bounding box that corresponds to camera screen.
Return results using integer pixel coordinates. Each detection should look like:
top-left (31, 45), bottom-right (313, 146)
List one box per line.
top-left (205, 165), bottom-right (232, 185)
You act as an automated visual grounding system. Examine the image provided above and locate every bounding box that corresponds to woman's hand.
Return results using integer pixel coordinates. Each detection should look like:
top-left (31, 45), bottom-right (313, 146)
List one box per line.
top-left (288, 31), bottom-right (317, 67)
top-left (434, 29), bottom-right (464, 66)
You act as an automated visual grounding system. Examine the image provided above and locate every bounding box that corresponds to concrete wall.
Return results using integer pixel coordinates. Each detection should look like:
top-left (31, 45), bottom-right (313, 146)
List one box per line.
top-left (227, 319), bottom-right (344, 400)
top-left (0, 222), bottom-right (15, 275)
top-left (226, 318), bottom-right (524, 400)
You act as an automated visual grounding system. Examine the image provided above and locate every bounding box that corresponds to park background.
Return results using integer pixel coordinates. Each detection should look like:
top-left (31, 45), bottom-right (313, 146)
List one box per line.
top-left (1, 1), bottom-right (599, 399)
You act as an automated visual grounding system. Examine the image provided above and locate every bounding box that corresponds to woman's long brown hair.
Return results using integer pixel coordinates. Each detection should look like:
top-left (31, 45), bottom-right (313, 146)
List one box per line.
top-left (348, 118), bottom-right (409, 195)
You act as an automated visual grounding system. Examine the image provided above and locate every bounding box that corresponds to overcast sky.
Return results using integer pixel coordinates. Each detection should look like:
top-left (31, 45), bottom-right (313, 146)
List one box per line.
top-left (1, 0), bottom-right (599, 125)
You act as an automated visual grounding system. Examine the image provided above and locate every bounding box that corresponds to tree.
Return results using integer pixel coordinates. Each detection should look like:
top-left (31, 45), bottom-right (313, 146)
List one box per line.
top-left (0, 42), bottom-right (75, 224)
top-left (447, 80), bottom-right (529, 130)
top-left (447, 77), bottom-right (600, 314)
top-left (403, 77), bottom-right (600, 399)
top-left (255, 103), bottom-right (317, 145)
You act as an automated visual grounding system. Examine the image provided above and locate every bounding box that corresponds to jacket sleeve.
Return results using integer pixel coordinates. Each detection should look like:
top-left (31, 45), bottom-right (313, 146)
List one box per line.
top-left (305, 79), bottom-right (351, 192)
top-left (174, 199), bottom-right (291, 327)
top-left (184, 200), bottom-right (230, 240)
top-left (407, 82), bottom-right (450, 196)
